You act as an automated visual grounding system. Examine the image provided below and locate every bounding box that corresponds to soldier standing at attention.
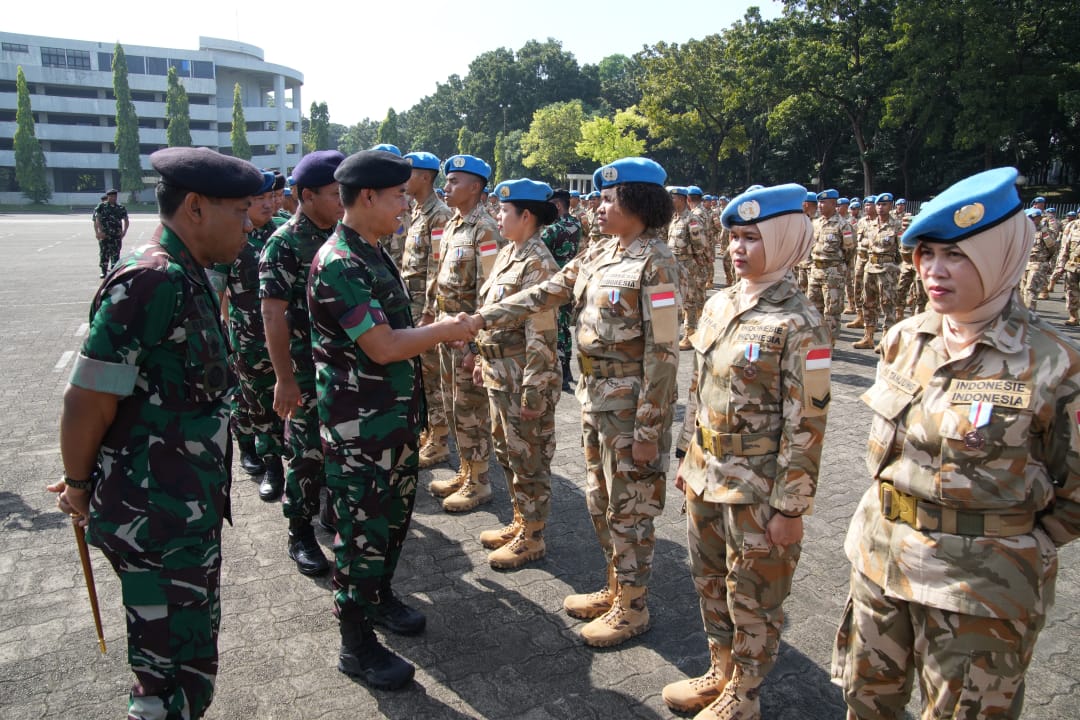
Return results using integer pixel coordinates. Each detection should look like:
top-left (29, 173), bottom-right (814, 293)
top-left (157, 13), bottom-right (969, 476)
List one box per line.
top-left (468, 179), bottom-right (562, 569)
top-left (51, 147), bottom-right (264, 719)
top-left (894, 212), bottom-right (926, 319)
top-left (468, 157), bottom-right (682, 648)
top-left (663, 183), bottom-right (831, 720)
top-left (260, 150), bottom-right (345, 576)
top-left (716, 196), bottom-right (735, 287)
top-left (402, 151), bottom-right (455, 468)
top-left (1051, 211), bottom-right (1080, 326)
top-left (842, 199), bottom-right (859, 314)
top-left (687, 185), bottom-right (716, 304)
top-left (307, 150), bottom-right (477, 690)
top-left (93, 188), bottom-right (130, 278)
top-left (370, 144), bottom-right (409, 268)
top-left (570, 189), bottom-right (590, 237)
top-left (540, 188), bottom-right (583, 392)
top-left (806, 189), bottom-right (854, 344)
top-left (1021, 208), bottom-right (1056, 312)
top-left (795, 193), bottom-right (818, 294)
top-left (846, 196), bottom-right (876, 332)
top-left (280, 176), bottom-right (298, 218)
top-left (853, 193), bottom-right (901, 350)
top-left (833, 167), bottom-right (1080, 720)
top-left (424, 154), bottom-right (504, 511)
top-left (668, 186), bottom-right (708, 349)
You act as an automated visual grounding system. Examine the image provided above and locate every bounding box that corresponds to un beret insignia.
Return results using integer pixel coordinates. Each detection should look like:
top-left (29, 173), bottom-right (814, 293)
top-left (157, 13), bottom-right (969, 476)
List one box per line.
top-left (453, 157), bottom-right (466, 168)
top-left (953, 203), bottom-right (984, 229)
top-left (738, 200), bottom-right (760, 221)
top-left (405, 157), bottom-right (414, 165)
top-left (601, 167), bottom-right (619, 182)
top-left (499, 185), bottom-right (511, 198)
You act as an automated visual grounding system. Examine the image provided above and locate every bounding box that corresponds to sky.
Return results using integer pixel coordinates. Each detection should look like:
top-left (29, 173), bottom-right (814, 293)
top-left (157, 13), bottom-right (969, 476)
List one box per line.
top-left (7, 0), bottom-right (783, 126)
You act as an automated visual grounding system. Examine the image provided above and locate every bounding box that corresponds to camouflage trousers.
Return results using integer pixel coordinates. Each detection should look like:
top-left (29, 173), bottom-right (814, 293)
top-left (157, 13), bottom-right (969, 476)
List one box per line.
top-left (439, 343), bottom-right (491, 463)
top-left (849, 255), bottom-right (867, 313)
top-left (1021, 261), bottom-right (1049, 309)
top-left (721, 252), bottom-right (735, 286)
top-left (581, 407), bottom-right (669, 586)
top-left (676, 357), bottom-right (701, 453)
top-left (795, 261), bottom-right (811, 294)
top-left (557, 304), bottom-right (573, 364)
top-left (896, 261), bottom-right (927, 317)
top-left (229, 348), bottom-right (284, 459)
top-left (674, 254), bottom-right (702, 332)
top-left (686, 489), bottom-right (799, 675)
top-left (1063, 270), bottom-right (1080, 315)
top-left (282, 372), bottom-right (324, 521)
top-left (832, 567), bottom-right (1044, 720)
top-left (327, 443), bottom-right (419, 617)
top-left (863, 265), bottom-right (900, 329)
top-left (807, 265), bottom-right (846, 342)
top-left (99, 235), bottom-right (122, 274)
top-left (100, 538), bottom-right (222, 720)
top-left (420, 345), bottom-right (446, 430)
top-left (489, 387), bottom-right (556, 523)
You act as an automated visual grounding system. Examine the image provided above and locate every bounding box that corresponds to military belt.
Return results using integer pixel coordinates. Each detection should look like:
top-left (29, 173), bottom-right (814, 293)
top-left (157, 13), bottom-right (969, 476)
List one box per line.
top-left (477, 342), bottom-right (525, 360)
top-left (813, 259), bottom-right (843, 269)
top-left (878, 482), bottom-right (1035, 538)
top-left (577, 354), bottom-right (642, 379)
top-left (696, 426), bottom-right (779, 457)
top-left (899, 251), bottom-right (914, 262)
top-left (436, 296), bottom-right (471, 314)
top-left (856, 249), bottom-right (868, 259)
top-left (869, 253), bottom-right (895, 264)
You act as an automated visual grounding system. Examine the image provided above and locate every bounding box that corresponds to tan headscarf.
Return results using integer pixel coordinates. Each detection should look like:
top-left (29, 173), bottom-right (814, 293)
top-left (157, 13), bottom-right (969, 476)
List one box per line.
top-left (913, 210), bottom-right (1034, 354)
top-left (737, 212), bottom-right (815, 309)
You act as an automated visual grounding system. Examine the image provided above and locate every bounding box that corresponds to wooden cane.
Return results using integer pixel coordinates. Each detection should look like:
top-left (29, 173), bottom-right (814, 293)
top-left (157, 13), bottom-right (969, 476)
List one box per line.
top-left (72, 519), bottom-right (106, 653)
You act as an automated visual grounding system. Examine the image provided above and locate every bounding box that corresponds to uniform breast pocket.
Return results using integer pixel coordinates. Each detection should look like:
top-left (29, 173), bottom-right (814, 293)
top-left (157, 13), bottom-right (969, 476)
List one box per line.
top-left (861, 382), bottom-right (914, 477)
top-left (184, 318), bottom-right (230, 404)
top-left (937, 406), bottom-right (1033, 508)
top-left (595, 287), bottom-right (639, 342)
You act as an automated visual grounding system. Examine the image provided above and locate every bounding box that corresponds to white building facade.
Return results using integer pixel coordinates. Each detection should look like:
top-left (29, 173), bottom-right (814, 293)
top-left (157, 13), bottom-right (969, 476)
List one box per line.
top-left (0, 32), bottom-right (303, 205)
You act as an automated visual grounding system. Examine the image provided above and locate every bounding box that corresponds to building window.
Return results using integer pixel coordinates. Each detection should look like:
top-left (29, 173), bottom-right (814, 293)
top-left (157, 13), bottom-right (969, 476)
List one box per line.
top-left (127, 55), bottom-right (145, 74)
top-left (98, 52), bottom-right (112, 71)
top-left (67, 49), bottom-right (91, 70)
top-left (41, 47), bottom-right (67, 67)
top-left (146, 56), bottom-right (167, 76)
top-left (189, 95), bottom-right (211, 105)
top-left (192, 61), bottom-right (214, 79)
top-left (53, 169), bottom-right (106, 193)
top-left (169, 59), bottom-right (191, 77)
top-left (2, 42), bottom-right (29, 53)
top-left (190, 120), bottom-right (212, 130)
top-left (131, 90), bottom-right (157, 102)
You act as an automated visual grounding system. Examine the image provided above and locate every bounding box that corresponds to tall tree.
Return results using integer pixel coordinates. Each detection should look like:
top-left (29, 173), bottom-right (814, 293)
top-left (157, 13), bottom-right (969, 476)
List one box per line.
top-left (112, 44), bottom-right (143, 198)
top-left (231, 83), bottom-right (252, 160)
top-left (594, 54), bottom-right (642, 112)
top-left (520, 100), bottom-right (586, 183)
top-left (338, 119), bottom-right (380, 155)
top-left (493, 130), bottom-right (527, 184)
top-left (377, 108), bottom-right (401, 148)
top-left (165, 66), bottom-right (192, 147)
top-left (305, 101), bottom-right (330, 152)
top-left (577, 109), bottom-right (647, 165)
top-left (401, 75), bottom-right (465, 160)
top-left (13, 66), bottom-right (49, 203)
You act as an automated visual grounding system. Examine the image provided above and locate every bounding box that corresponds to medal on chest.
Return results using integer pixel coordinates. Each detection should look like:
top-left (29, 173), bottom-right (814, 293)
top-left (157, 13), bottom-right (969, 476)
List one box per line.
top-left (608, 288), bottom-right (620, 305)
top-left (743, 342), bottom-right (760, 380)
top-left (966, 401), bottom-right (991, 450)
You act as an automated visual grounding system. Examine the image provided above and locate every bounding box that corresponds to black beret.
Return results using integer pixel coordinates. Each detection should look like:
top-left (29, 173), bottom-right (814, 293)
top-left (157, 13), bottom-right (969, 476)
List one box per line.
top-left (272, 171), bottom-right (286, 192)
top-left (334, 150), bottom-right (413, 189)
top-left (105, 188), bottom-right (118, 195)
top-left (550, 188), bottom-right (571, 203)
top-left (293, 150), bottom-right (345, 188)
top-left (150, 147), bottom-right (264, 198)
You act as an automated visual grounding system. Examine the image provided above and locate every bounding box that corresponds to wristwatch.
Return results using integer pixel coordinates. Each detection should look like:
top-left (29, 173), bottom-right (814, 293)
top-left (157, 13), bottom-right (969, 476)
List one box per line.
top-left (63, 466), bottom-right (101, 492)
top-left (468, 341), bottom-right (480, 355)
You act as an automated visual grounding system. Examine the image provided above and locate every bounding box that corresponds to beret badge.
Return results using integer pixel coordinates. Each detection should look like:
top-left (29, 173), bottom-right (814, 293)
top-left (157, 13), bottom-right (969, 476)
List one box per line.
top-left (453, 157), bottom-right (466, 168)
top-left (499, 185), bottom-right (511, 198)
top-left (737, 200), bottom-right (761, 221)
top-left (601, 166), bottom-right (619, 182)
top-left (953, 203), bottom-right (984, 229)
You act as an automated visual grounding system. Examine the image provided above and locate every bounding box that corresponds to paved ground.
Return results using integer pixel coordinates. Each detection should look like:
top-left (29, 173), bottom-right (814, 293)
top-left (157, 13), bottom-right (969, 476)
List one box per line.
top-left (0, 214), bottom-right (1077, 719)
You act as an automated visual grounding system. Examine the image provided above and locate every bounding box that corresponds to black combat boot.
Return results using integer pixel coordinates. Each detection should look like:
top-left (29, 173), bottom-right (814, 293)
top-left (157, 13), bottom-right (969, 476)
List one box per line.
top-left (338, 606), bottom-right (414, 690)
top-left (238, 436), bottom-right (265, 475)
top-left (287, 519), bottom-right (329, 576)
top-left (368, 582), bottom-right (426, 636)
top-left (561, 355), bottom-right (575, 393)
top-left (258, 456), bottom-right (284, 502)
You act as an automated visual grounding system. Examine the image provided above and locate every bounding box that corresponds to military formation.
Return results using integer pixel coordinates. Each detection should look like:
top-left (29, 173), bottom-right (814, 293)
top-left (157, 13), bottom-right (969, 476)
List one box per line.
top-left (57, 143), bottom-right (1080, 720)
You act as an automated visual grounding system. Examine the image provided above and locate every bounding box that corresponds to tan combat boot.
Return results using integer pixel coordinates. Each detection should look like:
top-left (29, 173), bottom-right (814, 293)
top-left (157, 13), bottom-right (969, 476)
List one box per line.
top-left (418, 425), bottom-right (451, 469)
top-left (580, 584), bottom-right (650, 647)
top-left (694, 665), bottom-right (761, 720)
top-left (429, 461), bottom-right (467, 498)
top-left (563, 564), bottom-right (617, 619)
top-left (844, 311), bottom-right (864, 329)
top-left (852, 324), bottom-right (876, 350)
top-left (479, 506), bottom-right (524, 549)
top-left (442, 459), bottom-right (492, 512)
top-left (679, 333), bottom-right (694, 351)
top-left (1066, 313), bottom-right (1079, 327)
top-left (662, 641), bottom-right (733, 713)
top-left (488, 521), bottom-right (546, 569)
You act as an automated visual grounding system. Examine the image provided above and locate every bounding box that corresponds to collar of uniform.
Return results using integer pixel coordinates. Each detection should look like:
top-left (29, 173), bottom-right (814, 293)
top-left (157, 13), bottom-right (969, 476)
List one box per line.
top-left (419, 191), bottom-right (442, 215)
top-left (622, 232), bottom-right (658, 258)
top-left (158, 225), bottom-right (209, 284)
top-left (913, 292), bottom-right (1029, 355)
top-left (759, 273), bottom-right (800, 305)
top-left (336, 221), bottom-right (380, 255)
top-left (510, 232), bottom-right (543, 261)
top-left (463, 202), bottom-right (489, 224)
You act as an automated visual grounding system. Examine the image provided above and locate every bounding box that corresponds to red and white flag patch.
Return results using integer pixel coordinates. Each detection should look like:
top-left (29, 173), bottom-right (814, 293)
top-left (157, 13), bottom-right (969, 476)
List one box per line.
top-left (479, 241), bottom-right (499, 257)
top-left (806, 348), bottom-right (831, 371)
top-left (650, 290), bottom-right (676, 308)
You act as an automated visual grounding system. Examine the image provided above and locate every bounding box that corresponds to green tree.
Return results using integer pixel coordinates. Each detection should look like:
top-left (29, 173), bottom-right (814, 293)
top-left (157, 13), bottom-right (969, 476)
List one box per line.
top-left (520, 100), bottom-right (586, 183)
top-left (231, 83), bottom-right (252, 160)
top-left (456, 126), bottom-right (493, 161)
top-left (400, 75), bottom-right (465, 160)
top-left (493, 130), bottom-right (527, 184)
top-left (112, 44), bottom-right (143, 198)
top-left (165, 66), bottom-right (191, 147)
top-left (376, 108), bottom-right (401, 148)
top-left (13, 66), bottom-right (49, 203)
top-left (576, 109), bottom-right (647, 165)
top-left (338, 119), bottom-right (380, 155)
top-left (595, 54), bottom-right (642, 112)
top-left (305, 101), bottom-right (330, 152)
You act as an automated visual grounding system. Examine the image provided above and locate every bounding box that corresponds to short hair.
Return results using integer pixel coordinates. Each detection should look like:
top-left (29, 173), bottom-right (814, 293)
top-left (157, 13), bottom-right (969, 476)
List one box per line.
top-left (339, 183), bottom-right (362, 209)
top-left (156, 182), bottom-right (188, 219)
top-left (505, 199), bottom-right (558, 227)
top-left (614, 183), bottom-right (674, 233)
top-left (550, 189), bottom-right (571, 214)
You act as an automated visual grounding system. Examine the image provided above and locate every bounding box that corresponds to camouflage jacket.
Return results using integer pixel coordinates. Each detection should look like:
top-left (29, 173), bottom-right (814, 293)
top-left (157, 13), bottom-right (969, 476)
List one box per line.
top-left (379, 214), bottom-right (409, 269)
top-left (1054, 221), bottom-right (1080, 273)
top-left (667, 208), bottom-right (709, 263)
top-left (540, 213), bottom-right (582, 268)
top-left (308, 223), bottom-right (423, 461)
top-left (477, 232), bottom-right (562, 409)
top-left (402, 192), bottom-right (453, 317)
top-left (855, 216), bottom-right (876, 257)
top-left (94, 202), bottom-right (128, 238)
top-left (846, 295), bottom-right (1080, 619)
top-left (426, 202), bottom-right (505, 316)
top-left (71, 227), bottom-right (233, 553)
top-left (865, 216), bottom-right (902, 271)
top-left (478, 234), bottom-right (681, 451)
top-left (690, 204), bottom-right (714, 257)
top-left (811, 212), bottom-right (855, 264)
top-left (681, 275), bottom-right (831, 514)
top-left (1029, 227), bottom-right (1057, 264)
top-left (259, 212), bottom-right (335, 374)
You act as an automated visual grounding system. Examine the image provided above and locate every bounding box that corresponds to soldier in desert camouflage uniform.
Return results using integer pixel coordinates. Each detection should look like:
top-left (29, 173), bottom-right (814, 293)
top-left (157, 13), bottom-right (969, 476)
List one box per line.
top-left (1021, 208), bottom-right (1057, 311)
top-left (664, 184), bottom-right (831, 720)
top-left (687, 185), bottom-right (716, 301)
top-left (668, 186), bottom-right (709, 349)
top-left (470, 157), bottom-right (682, 648)
top-left (845, 197), bottom-right (875, 331)
top-left (806, 189), bottom-right (855, 343)
top-left (51, 147), bottom-right (264, 720)
top-left (832, 167), bottom-right (1080, 720)
top-left (1051, 213), bottom-right (1080, 325)
top-left (468, 178), bottom-right (562, 570)
top-left (853, 193), bottom-right (902, 350)
top-left (540, 189), bottom-right (583, 392)
top-left (894, 213), bottom-right (927, 319)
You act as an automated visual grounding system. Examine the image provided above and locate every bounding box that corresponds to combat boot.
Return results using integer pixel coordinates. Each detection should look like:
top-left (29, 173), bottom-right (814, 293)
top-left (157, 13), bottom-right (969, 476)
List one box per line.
top-left (238, 436), bottom-right (265, 475)
top-left (480, 505), bottom-right (524, 549)
top-left (287, 519), bottom-right (329, 576)
top-left (662, 640), bottom-right (733, 713)
top-left (442, 459), bottom-right (492, 512)
top-left (1066, 313), bottom-right (1079, 327)
top-left (852, 324), bottom-right (876, 350)
top-left (561, 356), bottom-right (575, 393)
top-left (563, 564), bottom-right (617, 619)
top-left (429, 461), bottom-right (467, 498)
top-left (368, 584), bottom-right (426, 636)
top-left (337, 607), bottom-right (414, 690)
top-left (694, 665), bottom-right (761, 720)
top-left (418, 425), bottom-right (451, 468)
top-left (844, 311), bottom-right (864, 329)
top-left (679, 334), bottom-right (694, 351)
top-left (258, 455), bottom-right (284, 502)
top-left (488, 521), bottom-right (546, 570)
top-left (581, 583), bottom-right (650, 647)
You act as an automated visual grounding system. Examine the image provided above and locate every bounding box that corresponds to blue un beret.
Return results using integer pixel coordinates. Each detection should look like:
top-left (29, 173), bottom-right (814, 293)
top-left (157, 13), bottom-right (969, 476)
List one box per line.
top-left (1032, 196), bottom-right (1046, 204)
top-left (293, 150), bottom-right (345, 188)
top-left (838, 197), bottom-right (850, 206)
top-left (876, 193), bottom-right (894, 203)
top-left (805, 192), bottom-right (819, 203)
top-left (721, 183), bottom-right (809, 230)
top-left (150, 147), bottom-right (264, 198)
top-left (495, 178), bottom-right (553, 203)
top-left (686, 185), bottom-right (704, 197)
top-left (444, 154), bottom-right (491, 181)
top-left (592, 157), bottom-right (667, 190)
top-left (570, 190), bottom-right (581, 198)
top-left (1026, 208), bottom-right (1043, 218)
top-left (404, 151), bottom-right (441, 171)
top-left (850, 200), bottom-right (861, 209)
top-left (283, 187), bottom-right (292, 197)
top-left (864, 195), bottom-right (876, 203)
top-left (818, 189), bottom-right (839, 200)
top-left (718, 195), bottom-right (730, 202)
top-left (334, 150), bottom-right (412, 189)
top-left (588, 191), bottom-right (600, 200)
top-left (1048, 207), bottom-right (1057, 214)
top-left (257, 171), bottom-right (276, 195)
top-left (371, 144), bottom-right (402, 156)
top-left (669, 186), bottom-right (689, 197)
top-left (901, 167), bottom-right (1024, 249)
top-left (896, 197), bottom-right (907, 205)
top-left (287, 175), bottom-right (296, 187)
top-left (1068, 211), bottom-right (1077, 218)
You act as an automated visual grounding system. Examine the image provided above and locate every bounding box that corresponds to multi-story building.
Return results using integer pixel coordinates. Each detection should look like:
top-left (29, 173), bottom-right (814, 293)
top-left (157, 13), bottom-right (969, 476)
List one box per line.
top-left (0, 32), bottom-right (303, 205)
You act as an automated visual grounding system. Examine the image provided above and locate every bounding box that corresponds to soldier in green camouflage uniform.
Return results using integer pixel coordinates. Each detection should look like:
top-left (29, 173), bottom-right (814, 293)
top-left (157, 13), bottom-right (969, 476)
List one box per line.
top-left (307, 150), bottom-right (476, 691)
top-left (260, 150), bottom-right (344, 575)
top-left (832, 168), bottom-right (1080, 720)
top-left (853, 194), bottom-right (901, 350)
top-left (472, 157), bottom-right (681, 648)
top-left (52, 148), bottom-right (264, 720)
top-left (540, 189), bottom-right (583, 391)
top-left (93, 189), bottom-right (130, 277)
top-left (1020, 208), bottom-right (1057, 311)
top-left (664, 184), bottom-right (831, 720)
top-left (1051, 214), bottom-right (1080, 325)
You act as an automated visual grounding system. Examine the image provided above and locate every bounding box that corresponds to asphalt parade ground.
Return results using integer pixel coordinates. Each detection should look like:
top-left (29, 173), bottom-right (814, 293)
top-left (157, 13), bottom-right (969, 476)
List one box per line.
top-left (0, 214), bottom-right (1077, 719)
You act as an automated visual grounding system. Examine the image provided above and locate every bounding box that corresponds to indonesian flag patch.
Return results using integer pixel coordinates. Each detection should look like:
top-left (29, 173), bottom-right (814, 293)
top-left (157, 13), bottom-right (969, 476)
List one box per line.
top-left (650, 289), bottom-right (676, 308)
top-left (806, 348), bottom-right (831, 371)
top-left (479, 240), bottom-right (499, 257)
